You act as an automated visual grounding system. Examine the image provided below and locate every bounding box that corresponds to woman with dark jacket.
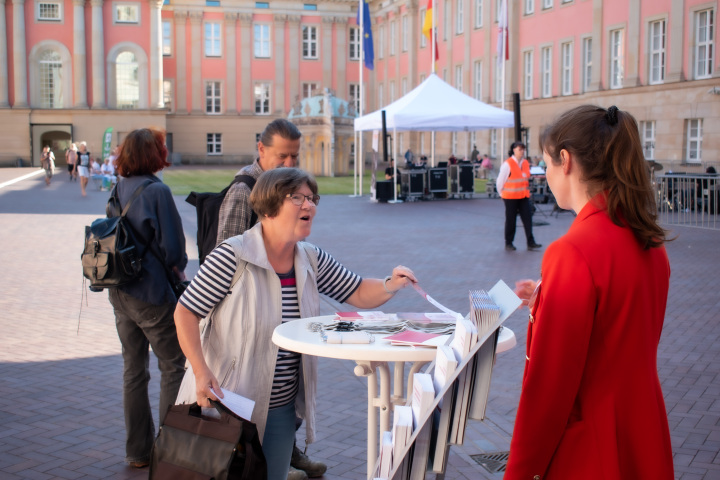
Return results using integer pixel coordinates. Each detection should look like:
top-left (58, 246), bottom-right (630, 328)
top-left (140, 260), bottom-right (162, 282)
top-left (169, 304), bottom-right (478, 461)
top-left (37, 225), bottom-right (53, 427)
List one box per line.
top-left (109, 127), bottom-right (188, 469)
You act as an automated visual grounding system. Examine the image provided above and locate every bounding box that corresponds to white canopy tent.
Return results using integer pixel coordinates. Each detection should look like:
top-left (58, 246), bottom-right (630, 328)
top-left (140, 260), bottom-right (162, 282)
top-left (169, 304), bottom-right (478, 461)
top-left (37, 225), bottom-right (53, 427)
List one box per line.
top-left (354, 73), bottom-right (514, 132)
top-left (353, 73), bottom-right (514, 201)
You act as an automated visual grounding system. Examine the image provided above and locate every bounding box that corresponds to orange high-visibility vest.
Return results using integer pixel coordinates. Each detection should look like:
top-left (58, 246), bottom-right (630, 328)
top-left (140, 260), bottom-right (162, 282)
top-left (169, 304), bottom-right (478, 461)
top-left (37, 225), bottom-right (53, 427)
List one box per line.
top-left (501, 157), bottom-right (531, 199)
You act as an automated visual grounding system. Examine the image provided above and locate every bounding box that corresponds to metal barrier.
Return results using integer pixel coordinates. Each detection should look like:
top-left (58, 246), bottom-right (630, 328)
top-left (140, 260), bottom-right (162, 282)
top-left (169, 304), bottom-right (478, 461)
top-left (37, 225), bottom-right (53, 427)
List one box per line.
top-left (656, 173), bottom-right (719, 230)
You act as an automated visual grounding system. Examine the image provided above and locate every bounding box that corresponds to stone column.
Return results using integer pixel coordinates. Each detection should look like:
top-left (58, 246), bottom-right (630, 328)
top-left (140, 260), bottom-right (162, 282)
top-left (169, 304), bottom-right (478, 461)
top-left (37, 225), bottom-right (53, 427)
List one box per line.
top-left (174, 10), bottom-right (187, 113)
top-left (624, 0), bottom-right (640, 87)
top-left (238, 13), bottom-right (252, 114)
top-left (149, 0), bottom-right (164, 108)
top-left (224, 11), bottom-right (238, 114)
top-left (588, 0), bottom-right (603, 91)
top-left (189, 11), bottom-right (203, 113)
top-left (335, 17), bottom-right (348, 94)
top-left (0, 0), bottom-right (9, 107)
top-left (322, 16), bottom-right (333, 91)
top-left (72, 0), bottom-right (87, 107)
top-left (666, 0), bottom-right (684, 83)
top-left (287, 15), bottom-right (300, 108)
top-left (273, 14), bottom-right (286, 114)
top-left (90, 0), bottom-right (105, 107)
top-left (12, 0), bottom-right (27, 107)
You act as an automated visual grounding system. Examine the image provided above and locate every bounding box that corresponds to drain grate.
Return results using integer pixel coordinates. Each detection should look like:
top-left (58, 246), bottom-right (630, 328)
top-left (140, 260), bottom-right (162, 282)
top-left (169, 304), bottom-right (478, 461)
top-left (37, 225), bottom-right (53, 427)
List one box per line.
top-left (470, 451), bottom-right (510, 474)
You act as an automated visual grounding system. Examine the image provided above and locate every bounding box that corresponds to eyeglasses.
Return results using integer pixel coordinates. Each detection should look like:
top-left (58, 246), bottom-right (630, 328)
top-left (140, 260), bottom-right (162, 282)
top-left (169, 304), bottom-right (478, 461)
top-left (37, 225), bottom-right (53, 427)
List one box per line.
top-left (286, 193), bottom-right (320, 207)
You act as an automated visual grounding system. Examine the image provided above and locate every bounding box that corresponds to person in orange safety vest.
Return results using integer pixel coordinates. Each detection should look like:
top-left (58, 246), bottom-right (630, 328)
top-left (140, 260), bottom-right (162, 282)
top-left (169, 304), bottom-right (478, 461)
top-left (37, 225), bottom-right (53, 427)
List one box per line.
top-left (496, 141), bottom-right (542, 251)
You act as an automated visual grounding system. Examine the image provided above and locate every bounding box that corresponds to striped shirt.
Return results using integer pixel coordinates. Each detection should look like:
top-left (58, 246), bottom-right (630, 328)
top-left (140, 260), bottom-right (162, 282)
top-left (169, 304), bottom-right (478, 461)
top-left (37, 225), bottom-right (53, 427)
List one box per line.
top-left (180, 242), bottom-right (362, 408)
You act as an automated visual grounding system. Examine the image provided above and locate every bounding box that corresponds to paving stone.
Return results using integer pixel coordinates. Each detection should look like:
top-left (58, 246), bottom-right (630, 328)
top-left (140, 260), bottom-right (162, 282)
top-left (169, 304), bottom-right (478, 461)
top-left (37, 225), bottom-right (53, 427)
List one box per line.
top-left (1, 167), bottom-right (719, 479)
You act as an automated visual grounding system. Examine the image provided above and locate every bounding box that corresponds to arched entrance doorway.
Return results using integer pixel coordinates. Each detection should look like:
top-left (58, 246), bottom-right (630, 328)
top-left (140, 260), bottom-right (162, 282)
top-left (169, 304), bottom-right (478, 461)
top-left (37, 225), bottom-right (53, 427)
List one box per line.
top-left (31, 124), bottom-right (72, 167)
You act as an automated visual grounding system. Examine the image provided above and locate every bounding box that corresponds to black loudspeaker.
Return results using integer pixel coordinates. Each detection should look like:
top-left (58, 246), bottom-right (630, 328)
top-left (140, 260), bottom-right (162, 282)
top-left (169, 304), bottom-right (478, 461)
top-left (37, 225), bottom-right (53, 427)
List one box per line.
top-left (408, 172), bottom-right (424, 194)
top-left (376, 180), bottom-right (394, 202)
top-left (427, 168), bottom-right (448, 192)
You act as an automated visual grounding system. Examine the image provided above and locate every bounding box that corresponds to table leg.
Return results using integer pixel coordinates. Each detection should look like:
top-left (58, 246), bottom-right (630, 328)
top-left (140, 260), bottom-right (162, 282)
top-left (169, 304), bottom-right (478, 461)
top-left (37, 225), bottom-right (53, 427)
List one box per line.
top-left (354, 360), bottom-right (386, 479)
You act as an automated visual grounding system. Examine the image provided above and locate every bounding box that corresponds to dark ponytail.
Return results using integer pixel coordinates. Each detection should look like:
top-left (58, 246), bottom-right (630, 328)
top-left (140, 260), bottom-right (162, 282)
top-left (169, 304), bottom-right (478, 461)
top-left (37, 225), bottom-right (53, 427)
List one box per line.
top-left (539, 105), bottom-right (667, 249)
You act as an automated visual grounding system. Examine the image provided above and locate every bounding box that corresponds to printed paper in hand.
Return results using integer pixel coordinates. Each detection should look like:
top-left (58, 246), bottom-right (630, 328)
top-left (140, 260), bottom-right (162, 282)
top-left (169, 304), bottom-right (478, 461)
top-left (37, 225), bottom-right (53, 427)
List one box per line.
top-left (411, 284), bottom-right (463, 320)
top-left (209, 387), bottom-right (255, 421)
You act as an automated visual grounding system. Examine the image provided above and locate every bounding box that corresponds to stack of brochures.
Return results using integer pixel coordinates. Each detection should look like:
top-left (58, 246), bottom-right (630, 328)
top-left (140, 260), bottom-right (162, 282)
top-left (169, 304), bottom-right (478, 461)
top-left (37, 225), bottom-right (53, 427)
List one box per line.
top-left (468, 290), bottom-right (501, 338)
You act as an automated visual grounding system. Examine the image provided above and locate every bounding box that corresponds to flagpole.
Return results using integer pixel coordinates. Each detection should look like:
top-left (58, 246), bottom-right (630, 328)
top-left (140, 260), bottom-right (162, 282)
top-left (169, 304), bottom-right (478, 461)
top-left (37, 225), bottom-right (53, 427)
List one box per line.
top-left (356, 0), bottom-right (364, 197)
top-left (431, 0), bottom-right (436, 166)
top-left (500, 0), bottom-right (507, 159)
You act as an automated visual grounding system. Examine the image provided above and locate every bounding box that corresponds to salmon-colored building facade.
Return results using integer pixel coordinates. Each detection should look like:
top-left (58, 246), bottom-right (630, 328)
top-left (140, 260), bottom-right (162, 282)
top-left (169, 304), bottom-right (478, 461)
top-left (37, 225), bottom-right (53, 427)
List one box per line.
top-left (1, 0), bottom-right (718, 172)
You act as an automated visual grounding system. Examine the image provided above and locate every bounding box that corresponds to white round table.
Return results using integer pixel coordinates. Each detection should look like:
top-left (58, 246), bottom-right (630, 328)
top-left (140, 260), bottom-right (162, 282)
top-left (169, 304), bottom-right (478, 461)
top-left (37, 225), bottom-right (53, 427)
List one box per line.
top-left (273, 315), bottom-right (516, 478)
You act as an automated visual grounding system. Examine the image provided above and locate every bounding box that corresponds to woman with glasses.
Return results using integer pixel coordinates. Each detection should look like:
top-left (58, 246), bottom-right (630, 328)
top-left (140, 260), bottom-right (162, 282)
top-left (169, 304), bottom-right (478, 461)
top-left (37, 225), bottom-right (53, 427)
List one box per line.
top-left (175, 167), bottom-right (417, 480)
top-left (505, 106), bottom-right (673, 479)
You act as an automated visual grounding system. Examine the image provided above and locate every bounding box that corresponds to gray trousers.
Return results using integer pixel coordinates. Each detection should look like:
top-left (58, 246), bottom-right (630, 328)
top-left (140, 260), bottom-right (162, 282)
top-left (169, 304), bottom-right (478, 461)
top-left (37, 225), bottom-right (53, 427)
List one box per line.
top-left (109, 288), bottom-right (186, 464)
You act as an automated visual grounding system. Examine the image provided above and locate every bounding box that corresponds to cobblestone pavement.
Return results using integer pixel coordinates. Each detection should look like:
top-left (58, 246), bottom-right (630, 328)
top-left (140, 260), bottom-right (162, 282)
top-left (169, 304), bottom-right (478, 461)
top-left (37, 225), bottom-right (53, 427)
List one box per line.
top-left (0, 167), bottom-right (717, 479)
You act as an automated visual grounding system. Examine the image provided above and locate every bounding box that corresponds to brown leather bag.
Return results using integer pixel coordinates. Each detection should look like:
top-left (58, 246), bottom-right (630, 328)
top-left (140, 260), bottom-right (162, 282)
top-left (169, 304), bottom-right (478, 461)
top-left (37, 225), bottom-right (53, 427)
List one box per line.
top-left (149, 401), bottom-right (267, 480)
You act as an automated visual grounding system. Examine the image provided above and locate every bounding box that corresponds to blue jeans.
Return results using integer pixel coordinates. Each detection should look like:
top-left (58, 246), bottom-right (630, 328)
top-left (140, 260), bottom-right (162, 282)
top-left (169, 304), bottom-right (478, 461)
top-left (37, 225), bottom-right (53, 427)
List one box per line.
top-left (109, 288), bottom-right (186, 464)
top-left (263, 402), bottom-right (297, 480)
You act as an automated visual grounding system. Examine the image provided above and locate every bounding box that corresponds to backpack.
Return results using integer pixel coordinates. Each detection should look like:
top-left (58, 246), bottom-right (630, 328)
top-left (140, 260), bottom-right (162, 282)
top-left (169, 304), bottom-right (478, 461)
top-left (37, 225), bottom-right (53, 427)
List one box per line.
top-left (185, 174), bottom-right (256, 265)
top-left (80, 182), bottom-right (150, 290)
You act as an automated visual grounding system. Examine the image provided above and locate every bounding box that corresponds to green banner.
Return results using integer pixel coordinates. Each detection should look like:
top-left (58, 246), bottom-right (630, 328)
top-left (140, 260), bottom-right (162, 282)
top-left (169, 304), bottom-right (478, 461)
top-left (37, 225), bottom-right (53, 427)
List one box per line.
top-left (101, 127), bottom-right (113, 160)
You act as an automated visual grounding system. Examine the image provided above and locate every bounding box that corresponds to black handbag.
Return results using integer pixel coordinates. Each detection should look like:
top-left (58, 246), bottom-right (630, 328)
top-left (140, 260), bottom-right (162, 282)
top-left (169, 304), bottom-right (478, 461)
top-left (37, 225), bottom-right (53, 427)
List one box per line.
top-left (149, 401), bottom-right (267, 480)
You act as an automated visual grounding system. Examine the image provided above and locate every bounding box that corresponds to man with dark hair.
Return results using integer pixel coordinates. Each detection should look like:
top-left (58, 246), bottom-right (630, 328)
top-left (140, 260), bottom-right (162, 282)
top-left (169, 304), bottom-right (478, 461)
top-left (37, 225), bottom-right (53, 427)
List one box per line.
top-left (215, 119), bottom-right (326, 480)
top-left (216, 119), bottom-right (302, 245)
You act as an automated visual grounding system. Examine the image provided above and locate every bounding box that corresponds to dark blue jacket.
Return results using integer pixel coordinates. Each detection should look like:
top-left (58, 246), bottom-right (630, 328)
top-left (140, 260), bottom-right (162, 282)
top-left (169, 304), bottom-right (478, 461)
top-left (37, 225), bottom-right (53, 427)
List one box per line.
top-left (115, 174), bottom-right (187, 305)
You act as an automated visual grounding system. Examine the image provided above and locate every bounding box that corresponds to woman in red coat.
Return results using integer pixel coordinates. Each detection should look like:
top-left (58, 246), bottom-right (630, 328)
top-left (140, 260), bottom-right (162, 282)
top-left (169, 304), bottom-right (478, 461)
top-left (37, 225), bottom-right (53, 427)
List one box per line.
top-left (505, 105), bottom-right (674, 479)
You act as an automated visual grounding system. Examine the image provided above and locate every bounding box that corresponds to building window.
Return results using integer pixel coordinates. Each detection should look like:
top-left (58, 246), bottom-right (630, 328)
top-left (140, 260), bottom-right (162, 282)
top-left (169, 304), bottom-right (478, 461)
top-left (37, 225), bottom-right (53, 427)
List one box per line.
top-left (694, 10), bottom-right (714, 79)
top-left (301, 82), bottom-right (318, 98)
top-left (456, 0), bottom-right (464, 34)
top-left (205, 81), bottom-right (221, 114)
top-left (648, 20), bottom-right (665, 84)
top-left (419, 8), bottom-right (427, 48)
top-left (162, 21), bottom-right (172, 55)
top-left (39, 50), bottom-right (63, 108)
top-left (349, 83), bottom-right (360, 114)
top-left (378, 83), bottom-right (384, 107)
top-left (390, 21), bottom-right (396, 56)
top-left (524, 0), bottom-right (534, 15)
top-left (444, 0), bottom-right (451, 40)
top-left (206, 0), bottom-right (220, 6)
top-left (303, 3), bottom-right (317, 10)
top-left (255, 2), bottom-right (269, 8)
top-left (640, 121), bottom-right (655, 159)
top-left (401, 77), bottom-right (408, 95)
top-left (254, 83), bottom-right (271, 114)
top-left (686, 119), bottom-right (702, 163)
top-left (582, 37), bottom-right (592, 92)
top-left (494, 58), bottom-right (502, 102)
top-left (115, 4), bottom-right (139, 23)
top-left (37, 2), bottom-right (62, 21)
top-left (452, 132), bottom-right (457, 154)
top-left (402, 16), bottom-right (409, 51)
top-left (490, 129), bottom-right (497, 158)
top-left (542, 0), bottom-right (552, 9)
top-left (389, 80), bottom-right (395, 102)
top-left (163, 80), bottom-right (173, 109)
top-left (455, 65), bottom-right (463, 92)
top-left (378, 25), bottom-right (385, 59)
top-left (561, 41), bottom-right (572, 95)
top-left (541, 46), bottom-right (552, 98)
top-left (205, 23), bottom-right (221, 57)
top-left (475, 0), bottom-right (483, 28)
top-left (474, 60), bottom-right (482, 100)
top-left (610, 29), bottom-right (623, 89)
top-left (349, 27), bottom-right (360, 61)
top-left (302, 25), bottom-right (318, 59)
top-left (254, 24), bottom-right (271, 58)
top-left (207, 133), bottom-right (222, 155)
top-left (523, 50), bottom-right (533, 99)
top-left (116, 51), bottom-right (139, 109)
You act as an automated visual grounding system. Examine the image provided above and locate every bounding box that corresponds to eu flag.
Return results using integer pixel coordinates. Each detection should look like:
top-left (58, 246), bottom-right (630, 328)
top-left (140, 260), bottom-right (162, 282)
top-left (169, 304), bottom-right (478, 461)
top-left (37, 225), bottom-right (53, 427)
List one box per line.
top-left (356, 0), bottom-right (374, 70)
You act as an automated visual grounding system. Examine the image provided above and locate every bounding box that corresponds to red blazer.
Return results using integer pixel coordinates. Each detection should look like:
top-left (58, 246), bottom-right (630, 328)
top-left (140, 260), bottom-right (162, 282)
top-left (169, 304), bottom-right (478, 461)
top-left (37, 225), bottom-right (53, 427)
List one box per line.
top-left (505, 197), bottom-right (673, 480)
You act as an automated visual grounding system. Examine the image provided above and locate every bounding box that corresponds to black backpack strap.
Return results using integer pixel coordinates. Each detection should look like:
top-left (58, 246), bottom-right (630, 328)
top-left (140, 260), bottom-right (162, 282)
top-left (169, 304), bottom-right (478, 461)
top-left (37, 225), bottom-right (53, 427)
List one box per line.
top-left (234, 174), bottom-right (258, 226)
